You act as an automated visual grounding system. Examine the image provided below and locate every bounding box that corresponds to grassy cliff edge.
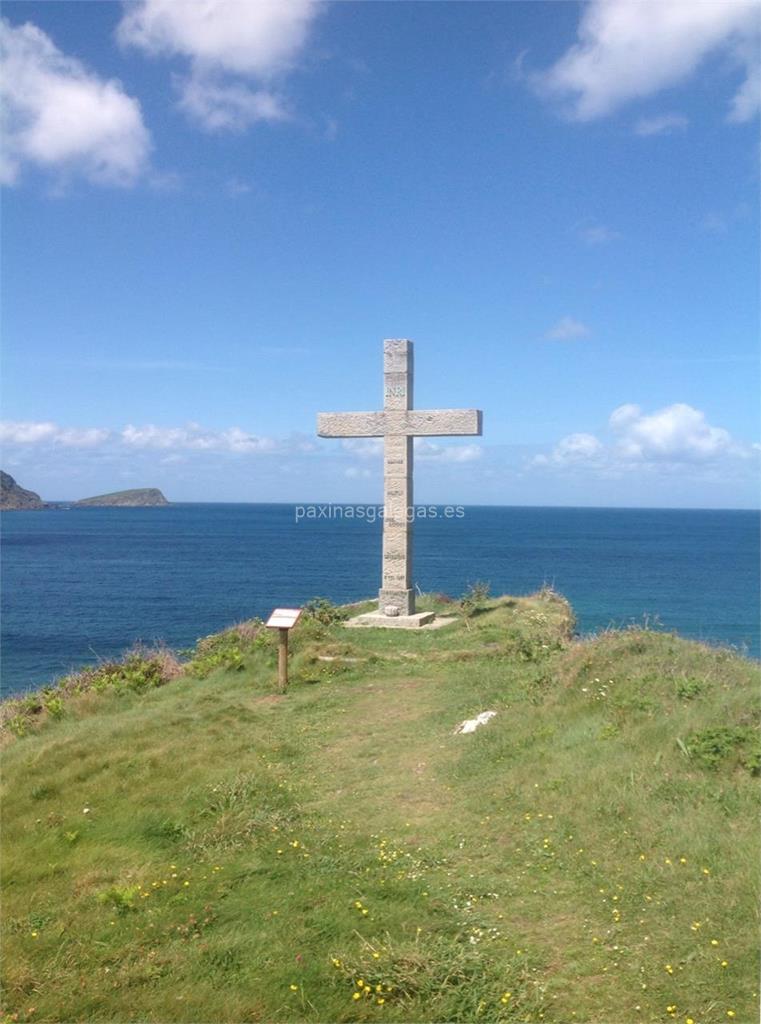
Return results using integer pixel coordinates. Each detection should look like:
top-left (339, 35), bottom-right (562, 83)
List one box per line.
top-left (1, 592), bottom-right (758, 1023)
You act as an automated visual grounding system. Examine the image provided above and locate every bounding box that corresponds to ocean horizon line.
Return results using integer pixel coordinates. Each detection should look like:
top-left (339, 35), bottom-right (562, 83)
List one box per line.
top-left (37, 500), bottom-right (760, 513)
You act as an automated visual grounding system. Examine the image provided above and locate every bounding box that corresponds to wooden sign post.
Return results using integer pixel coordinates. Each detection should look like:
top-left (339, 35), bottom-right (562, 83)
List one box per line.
top-left (265, 608), bottom-right (302, 692)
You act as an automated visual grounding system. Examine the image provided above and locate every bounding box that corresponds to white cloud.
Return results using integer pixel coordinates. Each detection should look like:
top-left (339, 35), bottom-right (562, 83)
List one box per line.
top-left (634, 112), bottom-right (689, 136)
top-left (532, 402), bottom-right (750, 472)
top-left (608, 403), bottom-right (640, 431)
top-left (532, 432), bottom-right (604, 467)
top-left (0, 420), bottom-right (110, 446)
top-left (341, 438), bottom-right (384, 458)
top-left (701, 211), bottom-right (730, 234)
top-left (700, 202), bottom-right (752, 235)
top-left (728, 39), bottom-right (761, 121)
top-left (610, 402), bottom-right (736, 461)
top-left (117, 0), bottom-right (319, 132)
top-left (344, 466), bottom-right (372, 480)
top-left (121, 423), bottom-right (276, 453)
top-left (0, 17), bottom-right (150, 186)
top-left (556, 433), bottom-right (604, 461)
top-left (339, 437), bottom-right (482, 463)
top-left (177, 76), bottom-right (288, 132)
top-left (0, 420), bottom-right (279, 453)
top-left (533, 0), bottom-right (760, 122)
top-left (117, 0), bottom-right (316, 74)
top-left (415, 440), bottom-right (483, 463)
top-left (545, 316), bottom-right (591, 341)
top-left (0, 420), bottom-right (57, 444)
top-left (578, 223), bottom-right (620, 245)
top-left (54, 427), bottom-right (112, 447)
top-left (225, 176), bottom-right (253, 197)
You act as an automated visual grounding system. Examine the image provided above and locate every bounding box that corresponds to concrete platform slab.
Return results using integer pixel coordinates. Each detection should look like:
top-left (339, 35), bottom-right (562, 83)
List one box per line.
top-left (344, 612), bottom-right (457, 630)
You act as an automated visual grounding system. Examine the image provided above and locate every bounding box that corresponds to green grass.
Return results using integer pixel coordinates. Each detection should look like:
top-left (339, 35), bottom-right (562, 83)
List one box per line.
top-left (1, 591), bottom-right (759, 1024)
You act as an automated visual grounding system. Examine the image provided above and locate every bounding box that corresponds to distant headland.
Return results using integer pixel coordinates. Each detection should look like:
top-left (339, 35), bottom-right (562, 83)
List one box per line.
top-left (0, 471), bottom-right (169, 510)
top-left (0, 470), bottom-right (46, 510)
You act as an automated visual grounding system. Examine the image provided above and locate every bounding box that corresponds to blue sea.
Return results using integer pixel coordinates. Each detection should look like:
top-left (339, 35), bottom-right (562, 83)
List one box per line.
top-left (1, 504), bottom-right (758, 696)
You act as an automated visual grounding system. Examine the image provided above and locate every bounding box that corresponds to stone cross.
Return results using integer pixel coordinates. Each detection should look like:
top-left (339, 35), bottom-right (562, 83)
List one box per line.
top-left (317, 339), bottom-right (482, 621)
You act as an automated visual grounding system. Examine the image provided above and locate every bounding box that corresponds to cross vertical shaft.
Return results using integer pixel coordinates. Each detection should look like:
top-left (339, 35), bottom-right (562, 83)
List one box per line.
top-left (380, 339), bottom-right (414, 615)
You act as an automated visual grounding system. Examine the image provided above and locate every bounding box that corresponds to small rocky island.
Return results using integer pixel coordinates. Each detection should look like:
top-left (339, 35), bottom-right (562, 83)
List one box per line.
top-left (75, 488), bottom-right (169, 507)
top-left (0, 471), bottom-right (46, 510)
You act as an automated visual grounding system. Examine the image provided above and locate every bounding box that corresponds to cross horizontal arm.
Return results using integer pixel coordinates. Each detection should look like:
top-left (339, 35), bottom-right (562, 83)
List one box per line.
top-left (317, 412), bottom-right (386, 437)
top-left (400, 409), bottom-right (482, 437)
top-left (317, 409), bottom-right (482, 438)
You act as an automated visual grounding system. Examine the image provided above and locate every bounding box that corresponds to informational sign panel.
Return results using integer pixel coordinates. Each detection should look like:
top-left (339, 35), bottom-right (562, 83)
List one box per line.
top-left (266, 608), bottom-right (302, 630)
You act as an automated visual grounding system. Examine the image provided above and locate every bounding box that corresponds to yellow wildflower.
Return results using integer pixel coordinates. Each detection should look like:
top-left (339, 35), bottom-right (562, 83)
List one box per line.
top-left (352, 992), bottom-right (361, 1001)
top-left (289, 984), bottom-right (298, 992)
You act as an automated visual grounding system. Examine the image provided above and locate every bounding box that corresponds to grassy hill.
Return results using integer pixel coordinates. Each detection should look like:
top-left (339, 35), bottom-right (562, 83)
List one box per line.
top-left (1, 591), bottom-right (758, 1024)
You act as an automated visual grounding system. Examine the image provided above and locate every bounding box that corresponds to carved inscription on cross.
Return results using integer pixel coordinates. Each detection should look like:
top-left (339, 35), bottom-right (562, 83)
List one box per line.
top-left (317, 339), bottom-right (482, 617)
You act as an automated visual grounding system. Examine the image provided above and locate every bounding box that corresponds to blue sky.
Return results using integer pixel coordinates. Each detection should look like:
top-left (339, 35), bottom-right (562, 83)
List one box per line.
top-left (1, 0), bottom-right (758, 507)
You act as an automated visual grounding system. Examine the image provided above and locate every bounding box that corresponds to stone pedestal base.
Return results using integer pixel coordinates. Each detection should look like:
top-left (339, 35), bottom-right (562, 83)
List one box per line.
top-left (378, 588), bottom-right (414, 617)
top-left (345, 610), bottom-right (436, 629)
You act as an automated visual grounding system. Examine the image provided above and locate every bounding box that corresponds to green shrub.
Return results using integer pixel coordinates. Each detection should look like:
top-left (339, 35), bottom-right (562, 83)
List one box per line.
top-left (676, 676), bottom-right (703, 700)
top-left (97, 885), bottom-right (140, 914)
top-left (687, 725), bottom-right (760, 774)
top-left (6, 716), bottom-right (26, 738)
top-left (459, 581), bottom-right (491, 618)
top-left (186, 621), bottom-right (268, 679)
top-left (187, 636), bottom-right (245, 679)
top-left (42, 691), bottom-right (65, 719)
top-left (741, 746), bottom-right (761, 776)
top-left (90, 655), bottom-right (170, 694)
top-left (303, 597), bottom-right (348, 626)
top-left (0, 647), bottom-right (183, 738)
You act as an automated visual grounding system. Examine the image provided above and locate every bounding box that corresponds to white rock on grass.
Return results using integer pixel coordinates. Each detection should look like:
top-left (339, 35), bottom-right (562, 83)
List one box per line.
top-left (454, 711), bottom-right (497, 735)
